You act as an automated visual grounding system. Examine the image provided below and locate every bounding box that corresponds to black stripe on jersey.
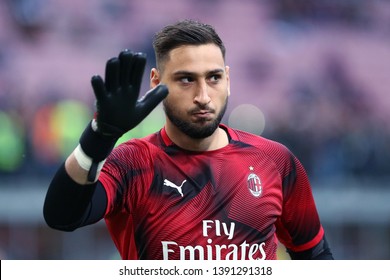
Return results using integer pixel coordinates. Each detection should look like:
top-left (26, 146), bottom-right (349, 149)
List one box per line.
top-left (149, 163), bottom-right (215, 205)
top-left (281, 156), bottom-right (297, 200)
top-left (229, 139), bottom-right (253, 148)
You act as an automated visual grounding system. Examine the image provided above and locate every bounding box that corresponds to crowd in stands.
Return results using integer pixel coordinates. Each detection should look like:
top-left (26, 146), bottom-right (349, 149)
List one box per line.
top-left (1, 0), bottom-right (389, 183)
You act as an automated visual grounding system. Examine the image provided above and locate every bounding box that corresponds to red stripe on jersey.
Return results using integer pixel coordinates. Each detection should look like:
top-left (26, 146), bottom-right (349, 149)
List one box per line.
top-left (288, 226), bottom-right (324, 252)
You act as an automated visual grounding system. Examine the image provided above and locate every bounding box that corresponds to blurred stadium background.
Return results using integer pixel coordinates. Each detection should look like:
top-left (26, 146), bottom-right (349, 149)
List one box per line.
top-left (0, 0), bottom-right (390, 260)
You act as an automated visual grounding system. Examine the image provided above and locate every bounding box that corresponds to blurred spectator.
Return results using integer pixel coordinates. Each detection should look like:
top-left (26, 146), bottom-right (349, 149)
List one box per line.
top-left (0, 0), bottom-right (389, 183)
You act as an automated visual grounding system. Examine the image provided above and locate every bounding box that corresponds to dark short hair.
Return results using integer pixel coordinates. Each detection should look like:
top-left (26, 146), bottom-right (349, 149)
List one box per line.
top-left (152, 19), bottom-right (226, 70)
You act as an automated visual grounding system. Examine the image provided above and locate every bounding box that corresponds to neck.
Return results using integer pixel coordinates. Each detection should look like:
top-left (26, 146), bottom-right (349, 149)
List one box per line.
top-left (165, 124), bottom-right (229, 152)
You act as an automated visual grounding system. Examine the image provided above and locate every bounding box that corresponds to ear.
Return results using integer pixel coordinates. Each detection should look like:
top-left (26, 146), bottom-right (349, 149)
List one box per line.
top-left (225, 66), bottom-right (231, 96)
top-left (150, 68), bottom-right (160, 88)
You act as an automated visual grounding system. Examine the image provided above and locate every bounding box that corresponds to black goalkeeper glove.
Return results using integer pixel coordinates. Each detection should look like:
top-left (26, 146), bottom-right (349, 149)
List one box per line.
top-left (76, 50), bottom-right (168, 182)
top-left (91, 50), bottom-right (168, 137)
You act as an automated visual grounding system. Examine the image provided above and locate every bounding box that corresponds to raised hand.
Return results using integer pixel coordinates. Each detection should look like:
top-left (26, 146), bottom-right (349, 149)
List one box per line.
top-left (91, 50), bottom-right (168, 137)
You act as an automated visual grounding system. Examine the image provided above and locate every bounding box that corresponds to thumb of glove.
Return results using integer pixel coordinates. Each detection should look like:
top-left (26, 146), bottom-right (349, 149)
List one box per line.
top-left (134, 84), bottom-right (169, 123)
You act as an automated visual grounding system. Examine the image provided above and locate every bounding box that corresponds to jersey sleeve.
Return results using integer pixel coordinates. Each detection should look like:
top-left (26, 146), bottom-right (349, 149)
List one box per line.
top-left (98, 140), bottom-right (155, 217)
top-left (274, 148), bottom-right (324, 252)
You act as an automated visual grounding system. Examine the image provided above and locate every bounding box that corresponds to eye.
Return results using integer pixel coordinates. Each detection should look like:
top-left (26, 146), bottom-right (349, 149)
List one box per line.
top-left (208, 74), bottom-right (222, 83)
top-left (179, 76), bottom-right (194, 84)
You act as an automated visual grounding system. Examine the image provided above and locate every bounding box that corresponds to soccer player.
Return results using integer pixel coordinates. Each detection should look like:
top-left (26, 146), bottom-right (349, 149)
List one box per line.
top-left (43, 19), bottom-right (333, 260)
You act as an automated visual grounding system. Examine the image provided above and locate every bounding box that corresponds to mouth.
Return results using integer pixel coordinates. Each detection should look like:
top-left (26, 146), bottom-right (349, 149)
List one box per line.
top-left (193, 110), bottom-right (211, 116)
top-left (191, 109), bottom-right (214, 119)
top-left (189, 110), bottom-right (213, 124)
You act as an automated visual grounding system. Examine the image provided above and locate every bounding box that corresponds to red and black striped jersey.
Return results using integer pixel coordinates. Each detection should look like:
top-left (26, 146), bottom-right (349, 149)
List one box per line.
top-left (99, 124), bottom-right (324, 260)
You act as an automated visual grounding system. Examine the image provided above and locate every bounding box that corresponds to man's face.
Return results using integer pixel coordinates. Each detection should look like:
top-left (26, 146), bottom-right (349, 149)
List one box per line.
top-left (152, 44), bottom-right (230, 139)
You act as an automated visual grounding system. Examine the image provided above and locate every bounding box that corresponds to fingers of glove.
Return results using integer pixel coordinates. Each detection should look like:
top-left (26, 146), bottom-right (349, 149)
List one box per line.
top-left (129, 52), bottom-right (147, 92)
top-left (91, 75), bottom-right (106, 101)
top-left (137, 84), bottom-right (169, 116)
top-left (118, 50), bottom-right (134, 89)
top-left (105, 57), bottom-right (120, 93)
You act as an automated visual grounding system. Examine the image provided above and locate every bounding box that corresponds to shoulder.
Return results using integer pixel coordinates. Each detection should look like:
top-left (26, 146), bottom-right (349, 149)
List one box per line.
top-left (223, 124), bottom-right (299, 176)
top-left (223, 124), bottom-right (292, 156)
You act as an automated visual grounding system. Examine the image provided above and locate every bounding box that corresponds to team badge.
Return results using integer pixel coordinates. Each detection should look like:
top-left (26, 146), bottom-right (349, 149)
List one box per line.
top-left (247, 166), bottom-right (262, 198)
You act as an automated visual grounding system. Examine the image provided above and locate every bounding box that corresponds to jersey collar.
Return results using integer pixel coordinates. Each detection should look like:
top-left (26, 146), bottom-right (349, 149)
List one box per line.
top-left (160, 124), bottom-right (237, 147)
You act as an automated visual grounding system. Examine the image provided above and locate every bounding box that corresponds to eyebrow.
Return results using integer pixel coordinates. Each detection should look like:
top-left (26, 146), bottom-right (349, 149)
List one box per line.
top-left (172, 68), bottom-right (225, 77)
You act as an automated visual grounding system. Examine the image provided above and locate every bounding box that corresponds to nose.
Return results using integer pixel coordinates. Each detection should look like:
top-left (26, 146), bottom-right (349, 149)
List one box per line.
top-left (194, 81), bottom-right (211, 106)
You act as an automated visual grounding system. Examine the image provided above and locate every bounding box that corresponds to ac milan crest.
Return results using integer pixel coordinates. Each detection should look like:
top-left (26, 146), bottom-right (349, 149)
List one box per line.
top-left (247, 166), bottom-right (262, 198)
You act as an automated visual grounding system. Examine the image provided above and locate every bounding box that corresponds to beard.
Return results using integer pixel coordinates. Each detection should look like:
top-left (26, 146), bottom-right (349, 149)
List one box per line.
top-left (163, 97), bottom-right (228, 139)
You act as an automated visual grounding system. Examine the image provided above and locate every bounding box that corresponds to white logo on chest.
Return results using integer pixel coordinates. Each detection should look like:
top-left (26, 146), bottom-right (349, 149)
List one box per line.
top-left (164, 179), bottom-right (187, 197)
top-left (247, 166), bottom-right (262, 198)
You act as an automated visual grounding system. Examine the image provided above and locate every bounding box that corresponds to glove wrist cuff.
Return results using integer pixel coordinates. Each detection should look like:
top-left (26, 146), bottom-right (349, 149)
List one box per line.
top-left (76, 121), bottom-right (118, 182)
top-left (79, 120), bottom-right (118, 161)
top-left (74, 144), bottom-right (106, 172)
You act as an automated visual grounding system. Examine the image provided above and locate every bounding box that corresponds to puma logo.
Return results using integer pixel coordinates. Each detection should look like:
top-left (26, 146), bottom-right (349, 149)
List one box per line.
top-left (164, 179), bottom-right (187, 197)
